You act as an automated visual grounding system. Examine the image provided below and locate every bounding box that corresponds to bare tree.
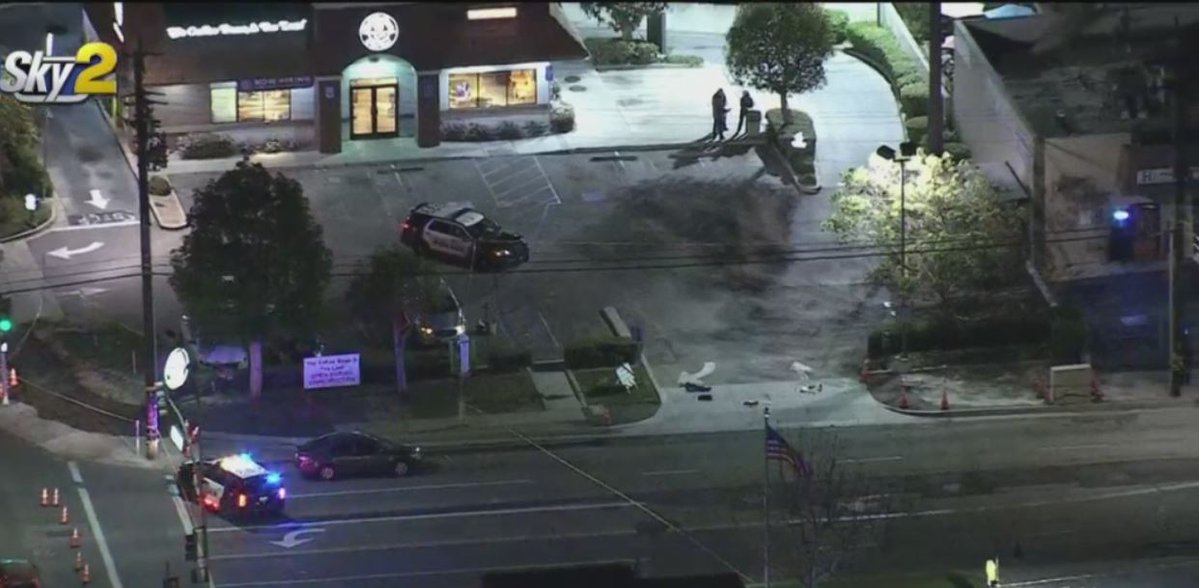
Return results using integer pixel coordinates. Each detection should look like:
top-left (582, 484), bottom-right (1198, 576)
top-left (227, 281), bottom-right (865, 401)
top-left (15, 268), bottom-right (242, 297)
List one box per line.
top-left (768, 430), bottom-right (898, 587)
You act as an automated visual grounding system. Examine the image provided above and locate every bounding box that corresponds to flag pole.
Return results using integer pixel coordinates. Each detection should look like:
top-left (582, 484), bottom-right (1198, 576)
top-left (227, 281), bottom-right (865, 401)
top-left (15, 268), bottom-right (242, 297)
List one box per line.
top-left (763, 406), bottom-right (771, 588)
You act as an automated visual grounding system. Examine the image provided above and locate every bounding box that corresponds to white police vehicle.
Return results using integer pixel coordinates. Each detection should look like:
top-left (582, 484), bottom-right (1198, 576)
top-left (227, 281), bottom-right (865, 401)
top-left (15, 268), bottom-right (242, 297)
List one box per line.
top-left (400, 202), bottom-right (529, 270)
top-left (177, 454), bottom-right (286, 519)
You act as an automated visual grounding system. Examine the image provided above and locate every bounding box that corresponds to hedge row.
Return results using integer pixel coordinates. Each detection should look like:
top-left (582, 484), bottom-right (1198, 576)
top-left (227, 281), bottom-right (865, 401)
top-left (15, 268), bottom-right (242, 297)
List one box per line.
top-left (845, 22), bottom-right (930, 117)
top-left (564, 337), bottom-right (640, 370)
top-left (585, 38), bottom-right (660, 66)
top-left (825, 9), bottom-right (850, 45)
top-left (867, 314), bottom-right (1053, 358)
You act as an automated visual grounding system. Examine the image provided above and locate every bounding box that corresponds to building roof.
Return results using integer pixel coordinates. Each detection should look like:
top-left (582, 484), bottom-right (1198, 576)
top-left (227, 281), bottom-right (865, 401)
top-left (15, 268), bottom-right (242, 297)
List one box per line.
top-left (963, 5), bottom-right (1199, 138)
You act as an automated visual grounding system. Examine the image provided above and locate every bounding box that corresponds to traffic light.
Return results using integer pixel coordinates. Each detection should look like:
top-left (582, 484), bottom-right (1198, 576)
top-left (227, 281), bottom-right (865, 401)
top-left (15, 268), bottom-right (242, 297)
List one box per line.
top-left (184, 532), bottom-right (197, 561)
top-left (0, 318), bottom-right (11, 333)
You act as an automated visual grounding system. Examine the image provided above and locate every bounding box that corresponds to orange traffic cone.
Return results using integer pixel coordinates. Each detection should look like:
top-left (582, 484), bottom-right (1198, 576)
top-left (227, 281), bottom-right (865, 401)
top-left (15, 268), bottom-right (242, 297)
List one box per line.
top-left (69, 527), bottom-right (81, 548)
top-left (59, 505), bottom-right (69, 525)
top-left (74, 551), bottom-right (84, 571)
top-left (51, 488), bottom-right (60, 507)
top-left (897, 391), bottom-right (910, 410)
top-left (40, 488), bottom-right (49, 507)
top-left (80, 563), bottom-right (91, 584)
top-left (940, 389), bottom-right (950, 411)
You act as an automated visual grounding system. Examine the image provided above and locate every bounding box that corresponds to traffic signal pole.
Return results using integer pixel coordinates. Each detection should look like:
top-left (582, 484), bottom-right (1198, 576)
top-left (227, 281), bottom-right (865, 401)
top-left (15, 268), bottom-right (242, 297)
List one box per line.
top-left (129, 40), bottom-right (164, 456)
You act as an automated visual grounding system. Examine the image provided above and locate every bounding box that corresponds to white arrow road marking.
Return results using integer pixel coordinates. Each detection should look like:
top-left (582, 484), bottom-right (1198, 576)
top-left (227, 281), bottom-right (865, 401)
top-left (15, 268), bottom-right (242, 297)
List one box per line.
top-left (678, 361), bottom-right (716, 385)
top-left (46, 241), bottom-right (104, 260)
top-left (86, 189), bottom-right (111, 209)
top-left (55, 287), bottom-right (109, 298)
top-left (270, 527), bottom-right (326, 548)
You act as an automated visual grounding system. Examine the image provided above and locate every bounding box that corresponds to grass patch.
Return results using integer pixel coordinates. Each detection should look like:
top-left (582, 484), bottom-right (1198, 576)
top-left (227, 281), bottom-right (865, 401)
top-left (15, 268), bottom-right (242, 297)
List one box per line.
top-left (820, 571), bottom-right (979, 588)
top-left (406, 370), bottom-right (544, 419)
top-left (584, 37), bottom-right (703, 68)
top-left (44, 320), bottom-right (144, 371)
top-left (0, 196), bottom-right (52, 239)
top-left (571, 363), bottom-right (660, 424)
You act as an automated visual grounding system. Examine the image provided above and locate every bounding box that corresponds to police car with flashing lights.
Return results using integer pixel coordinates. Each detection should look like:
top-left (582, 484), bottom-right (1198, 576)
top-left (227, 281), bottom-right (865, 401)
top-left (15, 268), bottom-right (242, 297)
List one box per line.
top-left (400, 202), bottom-right (529, 271)
top-left (176, 454), bottom-right (286, 519)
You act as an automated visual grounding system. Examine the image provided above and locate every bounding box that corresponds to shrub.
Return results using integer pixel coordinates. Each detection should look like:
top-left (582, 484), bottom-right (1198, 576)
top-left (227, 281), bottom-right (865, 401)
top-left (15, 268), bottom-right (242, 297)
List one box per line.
top-left (179, 134), bottom-right (237, 160)
top-left (825, 9), bottom-right (850, 44)
top-left (943, 141), bottom-right (973, 161)
top-left (148, 175), bottom-right (172, 196)
top-left (896, 70), bottom-right (926, 89)
top-left (254, 138), bottom-right (296, 154)
top-left (522, 120), bottom-right (549, 138)
top-left (899, 83), bottom-right (930, 117)
top-left (662, 54), bottom-right (704, 67)
top-left (496, 121), bottom-right (524, 140)
top-left (904, 116), bottom-right (929, 144)
top-left (846, 22), bottom-right (897, 76)
top-left (441, 122), bottom-right (468, 141)
top-left (464, 123), bottom-right (493, 142)
top-left (867, 314), bottom-right (1052, 358)
top-left (486, 345), bottom-right (533, 373)
top-left (1049, 305), bottom-right (1088, 364)
top-left (765, 108), bottom-right (817, 155)
top-left (550, 103), bottom-right (576, 133)
top-left (563, 337), bottom-right (640, 370)
top-left (584, 38), bottom-right (659, 66)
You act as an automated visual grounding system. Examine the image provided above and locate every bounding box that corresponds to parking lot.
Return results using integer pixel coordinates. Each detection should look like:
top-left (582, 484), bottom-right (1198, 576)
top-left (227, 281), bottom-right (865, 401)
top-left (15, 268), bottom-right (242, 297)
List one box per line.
top-left (169, 146), bottom-right (887, 384)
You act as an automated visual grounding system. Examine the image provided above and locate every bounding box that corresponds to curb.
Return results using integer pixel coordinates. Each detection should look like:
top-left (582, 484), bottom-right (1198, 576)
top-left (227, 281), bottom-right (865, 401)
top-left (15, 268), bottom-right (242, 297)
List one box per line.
top-left (0, 199), bottom-right (57, 243)
top-left (765, 138), bottom-right (822, 195)
top-left (876, 396), bottom-right (1199, 418)
top-left (593, 62), bottom-right (703, 72)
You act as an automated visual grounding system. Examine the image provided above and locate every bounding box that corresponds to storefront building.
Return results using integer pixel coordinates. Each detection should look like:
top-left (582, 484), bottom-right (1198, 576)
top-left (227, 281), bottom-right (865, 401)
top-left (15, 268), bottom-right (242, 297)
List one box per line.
top-left (81, 2), bottom-right (587, 152)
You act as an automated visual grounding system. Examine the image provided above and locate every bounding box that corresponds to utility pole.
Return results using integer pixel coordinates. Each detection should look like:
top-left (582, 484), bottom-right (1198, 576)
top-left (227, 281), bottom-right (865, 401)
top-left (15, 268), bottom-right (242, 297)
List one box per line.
top-left (188, 424), bottom-right (211, 583)
top-left (127, 39), bottom-right (166, 456)
top-left (1167, 20), bottom-right (1189, 397)
top-left (928, 1), bottom-right (945, 155)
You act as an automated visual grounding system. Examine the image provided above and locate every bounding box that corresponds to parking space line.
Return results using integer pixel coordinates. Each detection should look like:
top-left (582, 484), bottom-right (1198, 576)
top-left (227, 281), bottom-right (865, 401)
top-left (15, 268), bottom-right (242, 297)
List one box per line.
top-left (216, 558), bottom-right (644, 587)
top-left (289, 479), bottom-right (534, 499)
top-left (473, 159), bottom-right (504, 208)
top-left (492, 171), bottom-right (552, 201)
top-left (478, 159), bottom-right (532, 180)
top-left (537, 311), bottom-right (561, 352)
top-left (67, 461), bottom-right (125, 588)
top-left (496, 186), bottom-right (556, 209)
top-left (487, 163), bottom-right (542, 188)
top-left (532, 156), bottom-right (563, 205)
top-left (641, 469), bottom-right (698, 477)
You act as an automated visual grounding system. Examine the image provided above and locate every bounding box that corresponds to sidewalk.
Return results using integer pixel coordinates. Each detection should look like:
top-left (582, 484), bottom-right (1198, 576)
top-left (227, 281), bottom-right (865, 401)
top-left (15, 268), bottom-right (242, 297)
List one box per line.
top-left (868, 363), bottom-right (1199, 417)
top-left (0, 403), bottom-right (152, 469)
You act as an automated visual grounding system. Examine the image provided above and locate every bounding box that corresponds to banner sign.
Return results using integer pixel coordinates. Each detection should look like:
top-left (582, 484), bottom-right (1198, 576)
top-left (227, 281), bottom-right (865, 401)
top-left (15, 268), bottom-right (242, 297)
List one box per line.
top-left (237, 76), bottom-right (313, 92)
top-left (303, 353), bottom-right (361, 390)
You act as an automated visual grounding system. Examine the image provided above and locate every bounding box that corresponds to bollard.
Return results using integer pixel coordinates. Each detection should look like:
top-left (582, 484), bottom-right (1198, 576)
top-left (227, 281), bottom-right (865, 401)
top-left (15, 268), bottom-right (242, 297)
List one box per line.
top-left (59, 505), bottom-right (69, 525)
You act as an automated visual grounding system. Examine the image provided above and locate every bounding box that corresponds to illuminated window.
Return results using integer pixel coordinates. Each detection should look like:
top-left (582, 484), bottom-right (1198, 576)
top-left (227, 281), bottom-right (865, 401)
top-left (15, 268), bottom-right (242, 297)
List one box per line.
top-left (237, 89), bottom-right (291, 122)
top-left (210, 82), bottom-right (236, 123)
top-left (447, 69), bottom-right (537, 109)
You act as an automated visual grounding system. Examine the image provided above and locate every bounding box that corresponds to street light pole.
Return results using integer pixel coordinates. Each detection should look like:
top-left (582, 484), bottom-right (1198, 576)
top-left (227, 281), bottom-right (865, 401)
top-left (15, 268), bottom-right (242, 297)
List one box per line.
top-left (877, 143), bottom-right (917, 358)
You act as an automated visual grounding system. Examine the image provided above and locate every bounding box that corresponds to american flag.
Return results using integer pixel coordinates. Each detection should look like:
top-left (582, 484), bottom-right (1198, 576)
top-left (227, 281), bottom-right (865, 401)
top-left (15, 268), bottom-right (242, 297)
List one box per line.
top-left (766, 424), bottom-right (810, 476)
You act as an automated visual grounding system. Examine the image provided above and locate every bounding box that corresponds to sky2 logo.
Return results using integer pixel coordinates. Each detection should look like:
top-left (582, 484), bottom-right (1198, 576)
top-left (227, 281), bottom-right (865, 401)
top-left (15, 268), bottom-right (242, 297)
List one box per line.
top-left (0, 42), bottom-right (118, 104)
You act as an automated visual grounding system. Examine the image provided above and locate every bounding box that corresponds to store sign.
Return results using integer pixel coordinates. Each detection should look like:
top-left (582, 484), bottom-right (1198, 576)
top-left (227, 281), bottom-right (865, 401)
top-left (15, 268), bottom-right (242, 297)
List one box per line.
top-left (359, 12), bottom-right (399, 52)
top-left (1136, 167), bottom-right (1199, 185)
top-left (162, 347), bottom-right (191, 391)
top-left (167, 19), bottom-right (308, 40)
top-left (303, 353), bottom-right (361, 390)
top-left (237, 76), bottom-right (313, 92)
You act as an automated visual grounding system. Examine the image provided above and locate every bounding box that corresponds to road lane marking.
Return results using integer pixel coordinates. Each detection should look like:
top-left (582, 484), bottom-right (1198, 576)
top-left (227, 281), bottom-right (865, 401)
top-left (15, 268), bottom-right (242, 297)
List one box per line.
top-left (67, 461), bottom-right (125, 588)
top-left (172, 496), bottom-right (194, 534)
top-left (47, 220), bottom-right (139, 232)
top-left (217, 558), bottom-right (644, 586)
top-left (68, 461), bottom-right (83, 483)
top-left (841, 456), bottom-right (903, 464)
top-left (206, 500), bottom-right (635, 534)
top-left (288, 479), bottom-right (534, 499)
top-left (1036, 443), bottom-right (1112, 451)
top-left (641, 469), bottom-right (698, 477)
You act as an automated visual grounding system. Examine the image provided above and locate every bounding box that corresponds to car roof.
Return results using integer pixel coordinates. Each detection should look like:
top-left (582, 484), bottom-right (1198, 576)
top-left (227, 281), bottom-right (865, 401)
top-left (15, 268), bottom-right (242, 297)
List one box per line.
top-left (212, 454), bottom-right (269, 479)
top-left (412, 202), bottom-right (476, 221)
top-left (0, 559), bottom-right (38, 579)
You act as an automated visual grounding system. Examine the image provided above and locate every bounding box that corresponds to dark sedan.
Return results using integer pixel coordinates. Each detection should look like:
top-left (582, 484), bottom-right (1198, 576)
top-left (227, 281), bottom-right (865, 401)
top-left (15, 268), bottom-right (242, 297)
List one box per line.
top-left (295, 431), bottom-right (422, 480)
top-left (0, 559), bottom-right (41, 588)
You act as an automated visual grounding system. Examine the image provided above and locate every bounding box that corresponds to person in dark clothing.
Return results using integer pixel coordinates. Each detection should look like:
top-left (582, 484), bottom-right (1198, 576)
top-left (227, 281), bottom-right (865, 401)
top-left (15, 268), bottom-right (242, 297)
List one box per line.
top-left (735, 90), bottom-right (754, 135)
top-left (711, 88), bottom-right (729, 140)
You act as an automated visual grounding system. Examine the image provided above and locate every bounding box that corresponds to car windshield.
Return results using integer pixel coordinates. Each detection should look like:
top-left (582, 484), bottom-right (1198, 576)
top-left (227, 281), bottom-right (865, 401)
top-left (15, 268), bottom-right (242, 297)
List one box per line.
top-left (463, 217), bottom-right (503, 237)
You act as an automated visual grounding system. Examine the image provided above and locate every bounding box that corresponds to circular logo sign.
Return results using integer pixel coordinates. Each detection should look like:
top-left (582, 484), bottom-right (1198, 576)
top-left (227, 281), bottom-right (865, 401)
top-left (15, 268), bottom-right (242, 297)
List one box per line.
top-left (359, 12), bottom-right (399, 52)
top-left (163, 347), bottom-right (191, 391)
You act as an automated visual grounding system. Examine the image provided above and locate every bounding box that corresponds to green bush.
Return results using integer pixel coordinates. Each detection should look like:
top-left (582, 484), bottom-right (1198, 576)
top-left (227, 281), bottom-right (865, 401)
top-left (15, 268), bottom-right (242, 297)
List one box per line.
top-left (550, 103), bottom-right (576, 133)
top-left (496, 121), bottom-right (524, 140)
top-left (662, 54), bottom-right (704, 67)
top-left (441, 122), bottom-right (467, 141)
top-left (522, 120), bottom-right (549, 138)
top-left (464, 123), bottom-right (493, 142)
top-left (765, 108), bottom-right (817, 155)
top-left (943, 141), bottom-right (973, 161)
top-left (563, 337), bottom-right (640, 370)
top-left (899, 83), bottom-right (930, 117)
top-left (846, 22), bottom-right (896, 76)
top-left (867, 314), bottom-right (1052, 358)
top-left (179, 134), bottom-right (237, 160)
top-left (1049, 305), bottom-right (1088, 363)
top-left (894, 1), bottom-right (931, 45)
top-left (584, 38), bottom-right (660, 66)
top-left (904, 116), bottom-right (928, 144)
top-left (896, 70), bottom-right (927, 89)
top-left (486, 345), bottom-right (533, 373)
top-left (825, 9), bottom-right (850, 44)
top-left (148, 175), bottom-right (172, 196)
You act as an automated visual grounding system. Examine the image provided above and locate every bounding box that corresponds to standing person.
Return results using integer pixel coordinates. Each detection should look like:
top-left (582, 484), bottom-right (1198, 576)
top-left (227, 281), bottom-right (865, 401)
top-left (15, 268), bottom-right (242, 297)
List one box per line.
top-left (735, 90), bottom-right (754, 135)
top-left (985, 557), bottom-right (999, 587)
top-left (711, 88), bottom-right (728, 140)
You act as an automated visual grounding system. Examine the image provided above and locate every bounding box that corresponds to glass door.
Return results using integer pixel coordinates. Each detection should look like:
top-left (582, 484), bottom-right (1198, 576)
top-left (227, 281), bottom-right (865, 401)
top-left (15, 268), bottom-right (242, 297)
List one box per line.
top-left (351, 87), bottom-right (375, 138)
top-left (374, 86), bottom-right (397, 135)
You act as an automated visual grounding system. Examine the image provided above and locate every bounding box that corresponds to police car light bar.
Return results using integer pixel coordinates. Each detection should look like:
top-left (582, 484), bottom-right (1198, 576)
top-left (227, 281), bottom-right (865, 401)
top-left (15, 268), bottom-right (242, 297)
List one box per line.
top-left (217, 454), bottom-right (268, 478)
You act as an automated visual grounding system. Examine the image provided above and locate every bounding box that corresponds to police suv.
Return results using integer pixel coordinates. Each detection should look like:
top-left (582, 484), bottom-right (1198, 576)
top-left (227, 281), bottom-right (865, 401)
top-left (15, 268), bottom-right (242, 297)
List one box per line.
top-left (177, 454), bottom-right (286, 519)
top-left (400, 203), bottom-right (529, 270)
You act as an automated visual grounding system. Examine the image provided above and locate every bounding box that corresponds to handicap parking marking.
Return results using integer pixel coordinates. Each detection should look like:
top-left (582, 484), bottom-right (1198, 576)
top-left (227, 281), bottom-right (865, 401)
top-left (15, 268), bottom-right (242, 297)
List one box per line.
top-left (475, 156), bottom-right (561, 210)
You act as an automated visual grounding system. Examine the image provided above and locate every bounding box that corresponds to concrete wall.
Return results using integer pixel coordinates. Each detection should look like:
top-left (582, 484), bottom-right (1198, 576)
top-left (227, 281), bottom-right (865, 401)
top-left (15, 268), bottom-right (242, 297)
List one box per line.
top-left (1042, 133), bottom-right (1131, 281)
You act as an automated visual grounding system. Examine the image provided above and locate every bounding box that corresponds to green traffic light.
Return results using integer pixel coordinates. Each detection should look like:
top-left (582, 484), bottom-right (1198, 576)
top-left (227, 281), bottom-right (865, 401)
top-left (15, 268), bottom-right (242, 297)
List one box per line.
top-left (0, 318), bottom-right (11, 333)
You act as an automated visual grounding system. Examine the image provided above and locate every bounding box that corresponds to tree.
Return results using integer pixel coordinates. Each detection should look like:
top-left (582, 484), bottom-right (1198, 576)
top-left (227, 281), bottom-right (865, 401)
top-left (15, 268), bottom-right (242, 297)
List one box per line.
top-left (170, 162), bottom-right (332, 399)
top-left (344, 245), bottom-right (437, 396)
top-left (822, 151), bottom-right (1025, 311)
top-left (0, 95), bottom-right (48, 199)
top-left (580, 2), bottom-right (667, 42)
top-left (725, 3), bottom-right (836, 124)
